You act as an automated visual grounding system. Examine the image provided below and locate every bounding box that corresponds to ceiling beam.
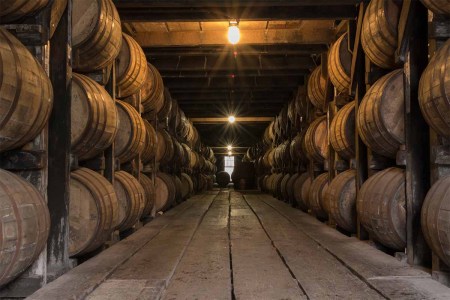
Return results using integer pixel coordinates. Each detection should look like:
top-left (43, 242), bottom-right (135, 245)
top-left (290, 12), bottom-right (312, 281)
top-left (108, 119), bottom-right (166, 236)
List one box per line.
top-left (190, 117), bottom-right (274, 123)
top-left (115, 1), bottom-right (362, 8)
top-left (159, 69), bottom-right (309, 78)
top-left (134, 28), bottom-right (334, 47)
top-left (150, 55), bottom-right (314, 71)
top-left (144, 44), bottom-right (328, 57)
top-left (117, 5), bottom-right (358, 21)
top-left (164, 76), bottom-right (302, 89)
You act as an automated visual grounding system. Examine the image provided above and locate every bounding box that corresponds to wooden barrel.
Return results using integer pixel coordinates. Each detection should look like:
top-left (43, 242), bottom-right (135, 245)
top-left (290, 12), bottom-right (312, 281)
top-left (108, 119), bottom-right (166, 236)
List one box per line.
top-left (0, 28), bottom-right (53, 152)
top-left (292, 172), bottom-right (310, 212)
top-left (155, 129), bottom-right (175, 165)
top-left (181, 143), bottom-right (191, 168)
top-left (307, 66), bottom-right (326, 110)
top-left (0, 0), bottom-right (49, 23)
top-left (280, 173), bottom-right (291, 201)
top-left (180, 173), bottom-right (194, 199)
top-left (141, 119), bottom-right (157, 164)
top-left (304, 116), bottom-right (328, 163)
top-left (271, 173), bottom-right (284, 197)
top-left (231, 162), bottom-right (256, 190)
top-left (328, 32), bottom-right (352, 93)
top-left (116, 33), bottom-right (147, 98)
top-left (173, 175), bottom-right (183, 203)
top-left (0, 169), bottom-right (50, 286)
top-left (285, 173), bottom-right (300, 204)
top-left (308, 173), bottom-right (329, 219)
top-left (72, 0), bottom-right (122, 72)
top-left (326, 169), bottom-right (357, 233)
top-left (357, 167), bottom-right (406, 250)
top-left (114, 100), bottom-right (146, 163)
top-left (361, 0), bottom-right (400, 69)
top-left (139, 173), bottom-right (155, 218)
top-left (357, 69), bottom-right (404, 158)
top-left (274, 141), bottom-right (290, 169)
top-left (113, 171), bottom-right (145, 231)
top-left (419, 39), bottom-right (450, 137)
top-left (421, 176), bottom-right (450, 267)
top-left (263, 121), bottom-right (275, 145)
top-left (290, 131), bottom-right (307, 165)
top-left (421, 0), bottom-right (450, 15)
top-left (301, 177), bottom-right (312, 210)
top-left (330, 101), bottom-right (355, 160)
top-left (69, 168), bottom-right (118, 256)
top-left (157, 89), bottom-right (173, 121)
top-left (216, 171), bottom-right (230, 188)
top-left (154, 172), bottom-right (176, 212)
top-left (129, 63), bottom-right (165, 114)
top-left (71, 73), bottom-right (118, 160)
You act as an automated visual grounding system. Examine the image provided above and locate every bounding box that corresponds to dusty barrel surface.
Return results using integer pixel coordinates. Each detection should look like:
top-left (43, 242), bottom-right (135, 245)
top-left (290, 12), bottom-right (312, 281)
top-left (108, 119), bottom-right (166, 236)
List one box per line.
top-left (280, 173), bottom-right (291, 201)
top-left (263, 121), bottom-right (275, 145)
top-left (114, 100), bottom-right (146, 163)
top-left (72, 0), bottom-right (122, 72)
top-left (361, 0), bottom-right (400, 69)
top-left (292, 172), bottom-right (310, 211)
top-left (421, 176), bottom-right (450, 266)
top-left (308, 173), bottom-right (329, 219)
top-left (139, 173), bottom-right (155, 217)
top-left (357, 69), bottom-right (404, 158)
top-left (141, 119), bottom-right (157, 164)
top-left (304, 116), bottom-right (328, 163)
top-left (326, 169), bottom-right (357, 233)
top-left (154, 172), bottom-right (176, 212)
top-left (0, 169), bottom-right (50, 287)
top-left (0, 28), bottom-right (53, 152)
top-left (419, 39), bottom-right (450, 137)
top-left (290, 131), bottom-right (306, 166)
top-left (114, 171), bottom-right (145, 232)
top-left (420, 0), bottom-right (450, 16)
top-left (116, 33), bottom-right (147, 98)
top-left (328, 32), bottom-right (352, 93)
top-left (129, 63), bottom-right (165, 114)
top-left (0, 0), bottom-right (49, 23)
top-left (180, 173), bottom-right (194, 199)
top-left (155, 129), bottom-right (175, 165)
top-left (71, 73), bottom-right (118, 160)
top-left (216, 171), bottom-right (231, 188)
top-left (357, 167), bottom-right (406, 250)
top-left (330, 101), bottom-right (355, 160)
top-left (307, 65), bottom-right (326, 110)
top-left (69, 167), bottom-right (119, 257)
top-left (285, 173), bottom-right (300, 204)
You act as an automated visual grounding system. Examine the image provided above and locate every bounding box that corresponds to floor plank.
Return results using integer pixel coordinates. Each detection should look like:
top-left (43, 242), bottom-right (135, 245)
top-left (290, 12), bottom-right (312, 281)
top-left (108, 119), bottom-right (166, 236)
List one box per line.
top-left (245, 194), bottom-right (384, 299)
top-left (162, 191), bottom-right (231, 300)
top-left (259, 194), bottom-right (450, 299)
top-left (230, 192), bottom-right (306, 300)
top-left (27, 197), bottom-right (199, 300)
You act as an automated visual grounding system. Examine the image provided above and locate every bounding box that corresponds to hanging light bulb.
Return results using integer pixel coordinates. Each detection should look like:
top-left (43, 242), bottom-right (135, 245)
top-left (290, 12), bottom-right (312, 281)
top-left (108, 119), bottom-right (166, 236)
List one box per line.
top-left (227, 145), bottom-right (233, 151)
top-left (228, 151), bottom-right (233, 156)
top-left (228, 115), bottom-right (236, 123)
top-left (228, 20), bottom-right (240, 45)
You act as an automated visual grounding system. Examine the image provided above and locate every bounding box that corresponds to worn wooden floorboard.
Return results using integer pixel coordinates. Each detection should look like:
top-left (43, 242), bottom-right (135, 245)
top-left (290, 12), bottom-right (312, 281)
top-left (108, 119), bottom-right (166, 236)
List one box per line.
top-left (259, 194), bottom-right (450, 300)
top-left (27, 190), bottom-right (450, 300)
top-left (229, 192), bottom-right (306, 300)
top-left (245, 195), bottom-right (384, 300)
top-left (161, 191), bottom-right (231, 300)
top-left (27, 196), bottom-right (201, 300)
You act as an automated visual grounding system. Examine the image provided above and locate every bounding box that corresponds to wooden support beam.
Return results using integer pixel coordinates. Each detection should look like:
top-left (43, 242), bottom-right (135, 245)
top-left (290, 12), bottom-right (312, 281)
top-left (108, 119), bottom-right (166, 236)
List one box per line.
top-left (46, 0), bottom-right (72, 280)
top-left (135, 28), bottom-right (334, 47)
top-left (403, 0), bottom-right (431, 267)
top-left (118, 5), bottom-right (358, 21)
top-left (190, 117), bottom-right (274, 123)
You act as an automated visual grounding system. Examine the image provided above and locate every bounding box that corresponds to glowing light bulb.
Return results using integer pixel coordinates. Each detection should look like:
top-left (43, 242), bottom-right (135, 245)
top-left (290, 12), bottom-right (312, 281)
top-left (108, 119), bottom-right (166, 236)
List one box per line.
top-left (228, 23), bottom-right (240, 45)
top-left (228, 151), bottom-right (232, 156)
top-left (227, 145), bottom-right (233, 151)
top-left (228, 115), bottom-right (236, 123)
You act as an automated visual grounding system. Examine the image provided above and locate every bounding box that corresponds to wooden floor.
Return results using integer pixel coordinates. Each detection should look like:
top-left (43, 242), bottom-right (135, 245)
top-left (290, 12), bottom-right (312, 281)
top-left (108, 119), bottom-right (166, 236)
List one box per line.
top-left (29, 190), bottom-right (450, 300)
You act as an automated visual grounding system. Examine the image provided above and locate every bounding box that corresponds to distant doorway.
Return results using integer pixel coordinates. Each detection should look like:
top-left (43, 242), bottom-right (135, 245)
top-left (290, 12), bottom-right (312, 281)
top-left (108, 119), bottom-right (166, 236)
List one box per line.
top-left (224, 156), bottom-right (234, 178)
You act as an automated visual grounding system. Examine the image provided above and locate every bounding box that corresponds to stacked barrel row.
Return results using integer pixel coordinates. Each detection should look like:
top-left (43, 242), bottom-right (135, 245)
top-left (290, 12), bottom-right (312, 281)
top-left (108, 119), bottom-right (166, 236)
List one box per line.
top-left (257, 0), bottom-right (450, 258)
top-left (0, 0), bottom-right (218, 287)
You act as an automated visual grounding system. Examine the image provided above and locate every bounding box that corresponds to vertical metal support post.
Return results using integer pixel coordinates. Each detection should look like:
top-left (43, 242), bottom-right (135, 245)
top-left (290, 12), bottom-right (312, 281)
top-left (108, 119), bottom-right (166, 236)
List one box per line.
top-left (104, 62), bottom-right (116, 184)
top-left (46, 0), bottom-right (72, 280)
